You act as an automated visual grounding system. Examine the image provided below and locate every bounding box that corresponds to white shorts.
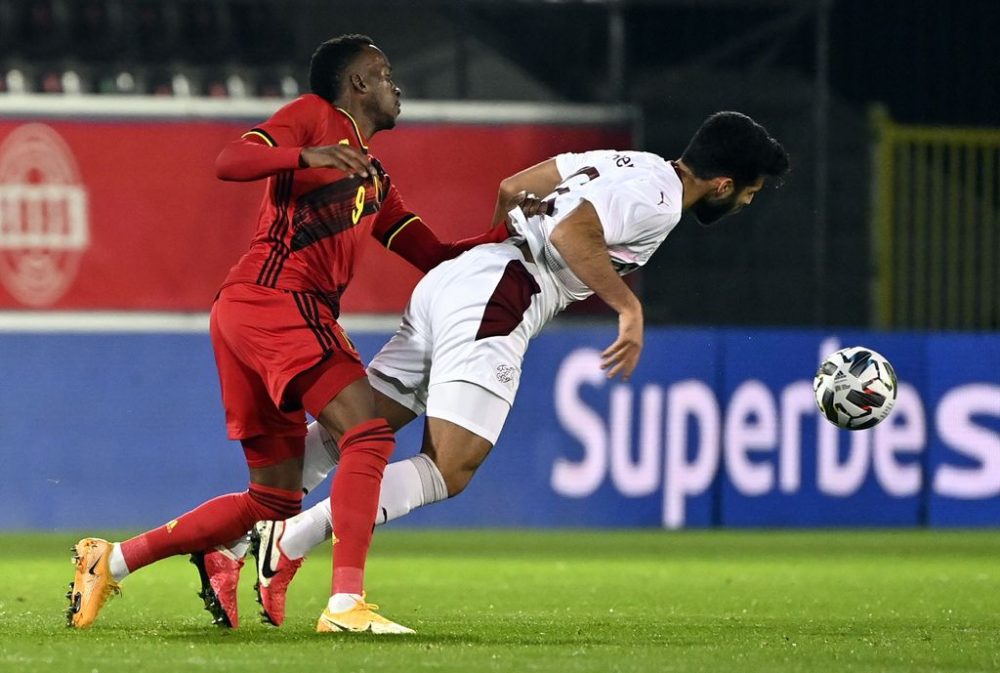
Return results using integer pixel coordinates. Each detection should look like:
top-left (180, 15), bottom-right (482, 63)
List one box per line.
top-left (369, 242), bottom-right (555, 440)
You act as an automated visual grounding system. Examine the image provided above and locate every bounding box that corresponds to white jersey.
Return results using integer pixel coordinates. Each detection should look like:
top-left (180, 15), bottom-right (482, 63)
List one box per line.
top-left (369, 149), bottom-right (684, 439)
top-left (508, 150), bottom-right (683, 311)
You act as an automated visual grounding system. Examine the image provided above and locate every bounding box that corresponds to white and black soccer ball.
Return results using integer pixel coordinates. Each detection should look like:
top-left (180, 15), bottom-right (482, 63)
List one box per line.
top-left (813, 346), bottom-right (898, 430)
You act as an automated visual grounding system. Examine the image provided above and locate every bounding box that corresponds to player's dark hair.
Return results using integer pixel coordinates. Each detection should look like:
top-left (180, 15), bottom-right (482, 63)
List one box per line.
top-left (680, 111), bottom-right (790, 189)
top-left (309, 34), bottom-right (375, 103)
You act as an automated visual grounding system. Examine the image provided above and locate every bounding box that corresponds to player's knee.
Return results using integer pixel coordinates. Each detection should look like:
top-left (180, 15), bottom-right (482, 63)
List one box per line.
top-left (244, 436), bottom-right (306, 492)
top-left (247, 482), bottom-right (303, 520)
top-left (339, 418), bottom-right (395, 461)
top-left (440, 463), bottom-right (479, 498)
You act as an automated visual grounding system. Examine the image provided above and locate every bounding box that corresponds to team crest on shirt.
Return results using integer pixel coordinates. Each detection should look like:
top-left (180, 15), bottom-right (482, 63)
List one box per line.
top-left (0, 124), bottom-right (89, 306)
top-left (495, 364), bottom-right (517, 385)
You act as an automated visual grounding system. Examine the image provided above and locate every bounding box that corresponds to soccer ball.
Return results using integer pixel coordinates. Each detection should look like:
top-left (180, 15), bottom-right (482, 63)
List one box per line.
top-left (813, 346), bottom-right (898, 430)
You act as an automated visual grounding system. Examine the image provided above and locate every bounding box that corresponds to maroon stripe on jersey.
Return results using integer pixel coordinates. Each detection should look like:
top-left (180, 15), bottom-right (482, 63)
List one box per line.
top-left (290, 176), bottom-right (376, 251)
top-left (314, 289), bottom-right (343, 320)
top-left (475, 260), bottom-right (540, 341)
top-left (266, 171), bottom-right (295, 285)
top-left (257, 171), bottom-right (294, 287)
top-left (256, 172), bottom-right (288, 286)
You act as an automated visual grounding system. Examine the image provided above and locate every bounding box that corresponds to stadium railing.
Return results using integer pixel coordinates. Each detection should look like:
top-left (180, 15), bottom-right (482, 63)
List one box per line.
top-left (870, 105), bottom-right (1000, 330)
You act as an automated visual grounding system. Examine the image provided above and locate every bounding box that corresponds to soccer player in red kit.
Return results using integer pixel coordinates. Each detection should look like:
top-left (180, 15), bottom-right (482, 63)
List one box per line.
top-left (66, 34), bottom-right (508, 634)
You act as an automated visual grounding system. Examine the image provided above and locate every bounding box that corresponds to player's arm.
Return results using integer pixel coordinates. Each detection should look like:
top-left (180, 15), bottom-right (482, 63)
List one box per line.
top-left (373, 185), bottom-right (510, 273)
top-left (215, 136), bottom-right (371, 182)
top-left (379, 218), bottom-right (511, 273)
top-left (491, 159), bottom-right (563, 227)
top-left (216, 96), bottom-right (372, 182)
top-left (549, 200), bottom-right (643, 381)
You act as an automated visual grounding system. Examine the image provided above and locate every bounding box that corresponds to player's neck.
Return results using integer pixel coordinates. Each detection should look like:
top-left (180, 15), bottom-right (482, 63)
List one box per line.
top-left (332, 100), bottom-right (375, 142)
top-left (672, 160), bottom-right (714, 210)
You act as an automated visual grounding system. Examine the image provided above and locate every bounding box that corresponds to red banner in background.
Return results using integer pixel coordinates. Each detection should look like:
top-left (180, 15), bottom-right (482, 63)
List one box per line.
top-left (0, 107), bottom-right (631, 313)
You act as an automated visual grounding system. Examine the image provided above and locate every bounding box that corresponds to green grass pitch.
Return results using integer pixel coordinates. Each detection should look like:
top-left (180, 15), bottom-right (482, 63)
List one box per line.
top-left (1, 530), bottom-right (997, 673)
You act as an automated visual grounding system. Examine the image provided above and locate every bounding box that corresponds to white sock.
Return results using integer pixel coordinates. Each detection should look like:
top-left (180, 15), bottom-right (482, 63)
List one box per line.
top-left (376, 453), bottom-right (448, 525)
top-left (281, 454), bottom-right (448, 559)
top-left (109, 543), bottom-right (130, 582)
top-left (328, 592), bottom-right (363, 613)
top-left (280, 500), bottom-right (334, 560)
top-left (302, 421), bottom-right (340, 494)
top-left (217, 533), bottom-right (251, 560)
top-left (197, 425), bottom-right (330, 565)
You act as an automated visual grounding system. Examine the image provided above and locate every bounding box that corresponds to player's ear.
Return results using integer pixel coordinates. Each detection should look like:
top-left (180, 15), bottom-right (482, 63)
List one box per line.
top-left (713, 177), bottom-right (735, 198)
top-left (349, 72), bottom-right (368, 93)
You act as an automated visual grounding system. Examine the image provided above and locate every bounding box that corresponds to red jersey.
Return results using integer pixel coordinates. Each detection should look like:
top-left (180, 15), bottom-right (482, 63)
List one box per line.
top-left (221, 94), bottom-right (421, 316)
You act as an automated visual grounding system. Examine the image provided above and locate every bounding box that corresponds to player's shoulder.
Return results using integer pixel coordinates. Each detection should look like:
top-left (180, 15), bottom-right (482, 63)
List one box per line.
top-left (599, 151), bottom-right (679, 197)
top-left (293, 93), bottom-right (330, 110)
top-left (615, 158), bottom-right (683, 217)
top-left (642, 156), bottom-right (683, 214)
top-left (267, 93), bottom-right (330, 122)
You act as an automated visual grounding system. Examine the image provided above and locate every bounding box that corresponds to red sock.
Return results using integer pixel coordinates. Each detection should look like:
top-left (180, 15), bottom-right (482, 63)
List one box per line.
top-left (330, 419), bottom-right (395, 595)
top-left (120, 483), bottom-right (302, 573)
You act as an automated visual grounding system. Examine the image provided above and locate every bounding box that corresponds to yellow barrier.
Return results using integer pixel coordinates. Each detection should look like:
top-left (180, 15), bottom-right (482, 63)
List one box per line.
top-left (871, 106), bottom-right (1000, 330)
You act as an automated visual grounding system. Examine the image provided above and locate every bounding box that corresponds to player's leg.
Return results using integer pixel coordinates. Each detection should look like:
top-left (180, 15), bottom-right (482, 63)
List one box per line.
top-left (251, 381), bottom-right (508, 621)
top-left (261, 246), bottom-right (533, 628)
top-left (212, 376), bottom-right (422, 627)
top-left (68, 288), bottom-right (309, 630)
top-left (207, 410), bottom-right (340, 626)
top-left (253, 381), bottom-right (511, 627)
top-left (183, 433), bottom-right (304, 628)
top-left (287, 329), bottom-right (413, 634)
top-left (69, 434), bottom-right (305, 631)
top-left (259, 310), bottom-right (436, 569)
top-left (276, 388), bottom-right (420, 546)
top-left (254, 391), bottom-right (429, 626)
top-left (286, 380), bottom-right (508, 540)
top-left (160, 294), bottom-right (309, 629)
top-left (420, 380), bottom-right (510, 496)
top-left (257, 252), bottom-right (442, 561)
top-left (287, 284), bottom-right (441, 634)
top-left (268, 379), bottom-right (507, 550)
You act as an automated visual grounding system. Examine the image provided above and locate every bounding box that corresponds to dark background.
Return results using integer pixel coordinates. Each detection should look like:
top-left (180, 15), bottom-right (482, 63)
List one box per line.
top-left (1, 0), bottom-right (995, 327)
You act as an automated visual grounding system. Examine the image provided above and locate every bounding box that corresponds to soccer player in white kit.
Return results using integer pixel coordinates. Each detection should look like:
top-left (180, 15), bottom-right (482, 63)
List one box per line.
top-left (201, 111), bottom-right (790, 629)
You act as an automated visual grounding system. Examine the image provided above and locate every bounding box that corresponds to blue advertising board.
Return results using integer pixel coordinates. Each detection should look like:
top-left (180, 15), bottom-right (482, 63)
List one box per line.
top-left (0, 326), bottom-right (996, 530)
top-left (925, 334), bottom-right (1000, 527)
top-left (718, 331), bottom-right (928, 527)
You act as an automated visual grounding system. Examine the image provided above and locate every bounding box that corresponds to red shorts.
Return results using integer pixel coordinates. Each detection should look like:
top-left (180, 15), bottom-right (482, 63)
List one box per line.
top-left (210, 283), bottom-right (367, 442)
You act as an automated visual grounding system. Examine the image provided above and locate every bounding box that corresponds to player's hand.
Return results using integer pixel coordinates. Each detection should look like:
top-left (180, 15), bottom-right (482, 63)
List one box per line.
top-left (502, 191), bottom-right (547, 235)
top-left (601, 306), bottom-right (643, 380)
top-left (300, 144), bottom-right (372, 178)
top-left (512, 190), bottom-right (548, 218)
